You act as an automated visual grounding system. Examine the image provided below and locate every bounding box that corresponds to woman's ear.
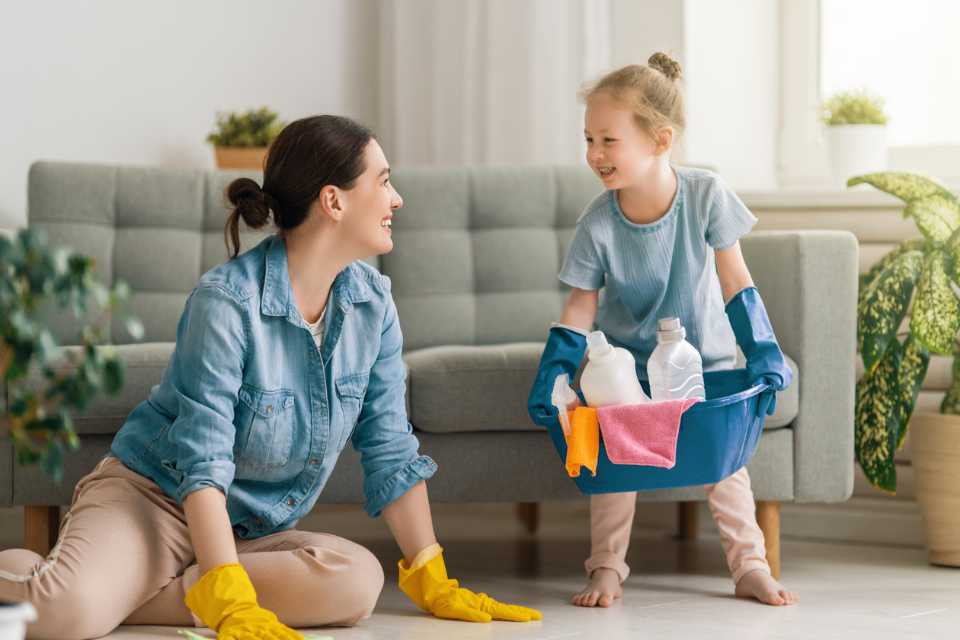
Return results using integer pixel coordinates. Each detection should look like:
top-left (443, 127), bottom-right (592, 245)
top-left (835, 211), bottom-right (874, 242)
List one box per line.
top-left (654, 127), bottom-right (674, 156)
top-left (318, 185), bottom-right (345, 222)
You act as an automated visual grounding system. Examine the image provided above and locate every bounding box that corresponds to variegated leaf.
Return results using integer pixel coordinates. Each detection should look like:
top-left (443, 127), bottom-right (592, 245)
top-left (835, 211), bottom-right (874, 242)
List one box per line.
top-left (940, 343), bottom-right (960, 415)
top-left (858, 250), bottom-right (924, 371)
top-left (859, 239), bottom-right (925, 308)
top-left (904, 195), bottom-right (960, 242)
top-left (849, 173), bottom-right (960, 243)
top-left (911, 251), bottom-right (960, 354)
top-left (894, 335), bottom-right (930, 449)
top-left (848, 172), bottom-right (954, 201)
top-left (855, 338), bottom-right (902, 493)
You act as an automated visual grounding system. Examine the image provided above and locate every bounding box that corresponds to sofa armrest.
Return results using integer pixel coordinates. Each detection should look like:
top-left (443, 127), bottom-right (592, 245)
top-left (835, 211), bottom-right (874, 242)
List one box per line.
top-left (741, 231), bottom-right (859, 503)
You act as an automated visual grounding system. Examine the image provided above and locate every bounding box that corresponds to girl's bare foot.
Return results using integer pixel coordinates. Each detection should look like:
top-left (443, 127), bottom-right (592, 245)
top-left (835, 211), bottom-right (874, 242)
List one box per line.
top-left (734, 569), bottom-right (799, 606)
top-left (572, 567), bottom-right (622, 607)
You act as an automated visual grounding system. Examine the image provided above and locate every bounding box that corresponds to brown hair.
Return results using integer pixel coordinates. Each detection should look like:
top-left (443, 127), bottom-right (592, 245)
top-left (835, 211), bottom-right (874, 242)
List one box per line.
top-left (580, 52), bottom-right (685, 137)
top-left (223, 115), bottom-right (374, 258)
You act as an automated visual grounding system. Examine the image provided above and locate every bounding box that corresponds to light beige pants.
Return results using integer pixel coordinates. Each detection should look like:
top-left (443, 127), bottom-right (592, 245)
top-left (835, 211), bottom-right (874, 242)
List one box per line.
top-left (0, 457), bottom-right (384, 640)
top-left (586, 467), bottom-right (770, 584)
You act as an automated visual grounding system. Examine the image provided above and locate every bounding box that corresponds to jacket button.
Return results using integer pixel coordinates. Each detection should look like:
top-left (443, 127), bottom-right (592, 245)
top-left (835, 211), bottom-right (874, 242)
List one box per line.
top-left (265, 405), bottom-right (273, 414)
top-left (287, 498), bottom-right (296, 507)
top-left (309, 458), bottom-right (319, 466)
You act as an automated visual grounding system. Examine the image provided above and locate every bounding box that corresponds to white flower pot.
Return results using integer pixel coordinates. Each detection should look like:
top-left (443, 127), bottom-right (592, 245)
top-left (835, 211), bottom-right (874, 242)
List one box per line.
top-left (826, 124), bottom-right (887, 188)
top-left (0, 602), bottom-right (36, 640)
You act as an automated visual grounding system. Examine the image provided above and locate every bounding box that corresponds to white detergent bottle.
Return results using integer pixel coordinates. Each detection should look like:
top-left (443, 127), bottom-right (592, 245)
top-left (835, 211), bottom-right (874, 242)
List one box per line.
top-left (580, 331), bottom-right (650, 407)
top-left (648, 317), bottom-right (706, 401)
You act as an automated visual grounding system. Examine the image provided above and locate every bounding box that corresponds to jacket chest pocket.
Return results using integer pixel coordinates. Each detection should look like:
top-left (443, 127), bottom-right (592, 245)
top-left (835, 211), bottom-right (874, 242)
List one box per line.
top-left (334, 372), bottom-right (369, 451)
top-left (234, 384), bottom-right (295, 476)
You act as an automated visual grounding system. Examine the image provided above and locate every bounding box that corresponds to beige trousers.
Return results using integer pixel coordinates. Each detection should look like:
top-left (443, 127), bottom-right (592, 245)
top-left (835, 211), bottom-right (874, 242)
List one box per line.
top-left (0, 457), bottom-right (384, 640)
top-left (585, 467), bottom-right (770, 584)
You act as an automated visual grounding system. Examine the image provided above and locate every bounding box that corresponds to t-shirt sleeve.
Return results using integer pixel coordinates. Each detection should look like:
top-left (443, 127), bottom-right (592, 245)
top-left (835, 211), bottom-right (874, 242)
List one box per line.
top-left (704, 175), bottom-right (758, 250)
top-left (559, 220), bottom-right (605, 290)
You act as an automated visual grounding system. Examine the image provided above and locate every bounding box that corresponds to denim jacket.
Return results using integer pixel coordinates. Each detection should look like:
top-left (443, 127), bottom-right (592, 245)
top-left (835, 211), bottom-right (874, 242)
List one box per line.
top-left (111, 235), bottom-right (437, 538)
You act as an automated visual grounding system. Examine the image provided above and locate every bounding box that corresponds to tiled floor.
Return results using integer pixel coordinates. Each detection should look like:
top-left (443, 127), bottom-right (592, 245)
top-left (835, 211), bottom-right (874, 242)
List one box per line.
top-left (4, 502), bottom-right (958, 639)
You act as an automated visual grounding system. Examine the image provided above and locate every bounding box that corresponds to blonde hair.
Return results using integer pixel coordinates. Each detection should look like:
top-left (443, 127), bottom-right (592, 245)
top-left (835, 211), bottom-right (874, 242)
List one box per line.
top-left (580, 52), bottom-right (685, 137)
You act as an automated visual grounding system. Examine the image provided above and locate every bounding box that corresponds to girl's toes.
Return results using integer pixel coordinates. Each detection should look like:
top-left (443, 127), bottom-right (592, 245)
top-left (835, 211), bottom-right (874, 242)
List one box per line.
top-left (598, 594), bottom-right (613, 607)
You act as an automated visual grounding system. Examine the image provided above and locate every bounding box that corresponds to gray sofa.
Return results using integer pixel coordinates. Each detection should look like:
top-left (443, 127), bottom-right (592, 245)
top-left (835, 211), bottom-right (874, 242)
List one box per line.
top-left (7, 161), bottom-right (858, 571)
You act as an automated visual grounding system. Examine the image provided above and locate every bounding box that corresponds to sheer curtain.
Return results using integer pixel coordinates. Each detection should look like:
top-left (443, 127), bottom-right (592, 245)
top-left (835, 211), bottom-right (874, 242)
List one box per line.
top-left (376, 0), bottom-right (612, 166)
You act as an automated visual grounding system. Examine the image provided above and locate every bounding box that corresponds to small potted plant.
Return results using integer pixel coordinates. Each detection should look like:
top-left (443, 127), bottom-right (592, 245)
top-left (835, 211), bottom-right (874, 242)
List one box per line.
top-left (853, 171), bottom-right (960, 566)
top-left (822, 89), bottom-right (888, 187)
top-left (207, 107), bottom-right (284, 170)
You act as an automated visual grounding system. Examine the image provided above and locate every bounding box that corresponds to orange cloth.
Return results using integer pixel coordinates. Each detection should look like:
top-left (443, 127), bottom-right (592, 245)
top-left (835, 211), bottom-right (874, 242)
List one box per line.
top-left (564, 406), bottom-right (600, 477)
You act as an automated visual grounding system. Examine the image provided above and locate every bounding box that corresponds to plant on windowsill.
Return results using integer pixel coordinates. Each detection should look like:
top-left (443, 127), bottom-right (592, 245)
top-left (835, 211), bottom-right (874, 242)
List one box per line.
top-left (0, 229), bottom-right (142, 482)
top-left (207, 107), bottom-right (284, 170)
top-left (852, 171), bottom-right (960, 567)
top-left (822, 89), bottom-right (889, 187)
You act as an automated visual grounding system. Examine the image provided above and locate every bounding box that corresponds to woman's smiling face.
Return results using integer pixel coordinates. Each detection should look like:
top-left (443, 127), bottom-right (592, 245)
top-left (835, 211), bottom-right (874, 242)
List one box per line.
top-left (336, 139), bottom-right (403, 257)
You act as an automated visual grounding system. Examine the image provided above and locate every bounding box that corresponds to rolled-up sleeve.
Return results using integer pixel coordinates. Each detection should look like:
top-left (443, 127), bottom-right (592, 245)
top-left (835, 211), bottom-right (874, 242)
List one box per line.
top-left (167, 285), bottom-right (246, 503)
top-left (352, 291), bottom-right (437, 517)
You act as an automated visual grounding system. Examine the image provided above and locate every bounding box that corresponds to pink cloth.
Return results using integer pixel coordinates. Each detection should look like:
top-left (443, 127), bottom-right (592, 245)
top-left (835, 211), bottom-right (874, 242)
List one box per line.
top-left (596, 398), bottom-right (700, 468)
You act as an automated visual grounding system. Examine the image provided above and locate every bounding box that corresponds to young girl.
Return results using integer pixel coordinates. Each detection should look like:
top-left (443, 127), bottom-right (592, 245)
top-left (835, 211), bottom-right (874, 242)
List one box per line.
top-left (553, 54), bottom-right (798, 608)
top-left (0, 115), bottom-right (541, 639)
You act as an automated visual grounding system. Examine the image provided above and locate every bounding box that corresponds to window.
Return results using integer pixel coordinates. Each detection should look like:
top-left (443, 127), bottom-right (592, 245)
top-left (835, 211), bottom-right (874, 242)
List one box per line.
top-left (821, 0), bottom-right (960, 147)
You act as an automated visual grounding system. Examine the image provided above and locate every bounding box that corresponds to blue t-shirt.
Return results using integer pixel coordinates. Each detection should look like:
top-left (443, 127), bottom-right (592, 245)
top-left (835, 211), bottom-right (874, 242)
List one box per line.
top-left (558, 166), bottom-right (757, 379)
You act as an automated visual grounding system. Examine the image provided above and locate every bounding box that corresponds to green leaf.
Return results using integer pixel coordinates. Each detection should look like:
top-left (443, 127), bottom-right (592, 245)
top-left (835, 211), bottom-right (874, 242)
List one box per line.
top-left (893, 335), bottom-right (930, 449)
top-left (903, 195), bottom-right (960, 243)
top-left (858, 250), bottom-right (924, 371)
top-left (848, 173), bottom-right (960, 243)
top-left (859, 239), bottom-right (925, 302)
top-left (856, 338), bottom-right (902, 492)
top-left (911, 251), bottom-right (960, 354)
top-left (848, 172), bottom-right (955, 202)
top-left (103, 357), bottom-right (124, 394)
top-left (124, 315), bottom-right (144, 341)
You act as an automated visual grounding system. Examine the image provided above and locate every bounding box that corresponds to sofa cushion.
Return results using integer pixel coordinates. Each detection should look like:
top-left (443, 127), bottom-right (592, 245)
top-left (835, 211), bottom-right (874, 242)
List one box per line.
top-left (19, 342), bottom-right (413, 437)
top-left (404, 343), bottom-right (799, 434)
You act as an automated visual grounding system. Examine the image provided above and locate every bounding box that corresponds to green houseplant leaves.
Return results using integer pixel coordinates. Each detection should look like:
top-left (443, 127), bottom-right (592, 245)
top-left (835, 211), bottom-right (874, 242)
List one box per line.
top-left (1, 229), bottom-right (140, 481)
top-left (852, 172), bottom-right (960, 492)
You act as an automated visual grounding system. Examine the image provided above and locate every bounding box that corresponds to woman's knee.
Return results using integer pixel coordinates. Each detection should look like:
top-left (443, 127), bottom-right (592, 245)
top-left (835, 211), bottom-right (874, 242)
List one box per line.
top-left (27, 587), bottom-right (120, 640)
top-left (337, 545), bottom-right (384, 625)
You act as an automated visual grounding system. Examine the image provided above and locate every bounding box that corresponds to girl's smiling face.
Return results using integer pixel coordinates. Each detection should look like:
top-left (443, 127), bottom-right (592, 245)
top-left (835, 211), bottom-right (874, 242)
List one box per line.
top-left (584, 91), bottom-right (669, 189)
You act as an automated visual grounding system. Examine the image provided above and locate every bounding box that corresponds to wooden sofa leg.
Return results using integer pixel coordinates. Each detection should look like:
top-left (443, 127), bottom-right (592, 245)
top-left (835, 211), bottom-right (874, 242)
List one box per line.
top-left (676, 501), bottom-right (699, 540)
top-left (24, 505), bottom-right (60, 556)
top-left (756, 500), bottom-right (781, 579)
top-left (515, 502), bottom-right (540, 534)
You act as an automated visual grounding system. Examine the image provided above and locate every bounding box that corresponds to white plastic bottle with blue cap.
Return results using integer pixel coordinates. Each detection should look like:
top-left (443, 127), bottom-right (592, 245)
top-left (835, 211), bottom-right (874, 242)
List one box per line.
top-left (580, 331), bottom-right (650, 407)
top-left (648, 317), bottom-right (706, 401)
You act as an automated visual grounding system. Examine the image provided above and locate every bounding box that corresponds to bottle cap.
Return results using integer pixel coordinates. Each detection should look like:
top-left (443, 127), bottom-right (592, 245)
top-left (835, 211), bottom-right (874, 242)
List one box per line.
top-left (656, 317), bottom-right (686, 343)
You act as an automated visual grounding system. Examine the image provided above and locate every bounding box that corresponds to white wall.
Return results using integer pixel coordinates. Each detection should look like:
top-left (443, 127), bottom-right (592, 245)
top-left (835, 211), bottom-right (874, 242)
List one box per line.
top-left (0, 0), bottom-right (378, 231)
top-left (683, 0), bottom-right (779, 188)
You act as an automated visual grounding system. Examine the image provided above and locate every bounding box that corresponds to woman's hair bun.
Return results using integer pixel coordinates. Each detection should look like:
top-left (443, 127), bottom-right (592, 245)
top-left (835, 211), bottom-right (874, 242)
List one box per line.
top-left (226, 177), bottom-right (271, 229)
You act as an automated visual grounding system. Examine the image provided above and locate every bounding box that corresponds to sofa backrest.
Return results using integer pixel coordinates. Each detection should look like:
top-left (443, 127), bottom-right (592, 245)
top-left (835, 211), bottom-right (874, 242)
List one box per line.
top-left (28, 162), bottom-right (273, 344)
top-left (29, 162), bottom-right (601, 349)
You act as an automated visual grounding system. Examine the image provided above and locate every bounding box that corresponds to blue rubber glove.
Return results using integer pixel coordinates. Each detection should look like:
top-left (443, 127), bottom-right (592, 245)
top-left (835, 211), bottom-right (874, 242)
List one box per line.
top-left (527, 324), bottom-right (588, 427)
top-left (725, 287), bottom-right (792, 415)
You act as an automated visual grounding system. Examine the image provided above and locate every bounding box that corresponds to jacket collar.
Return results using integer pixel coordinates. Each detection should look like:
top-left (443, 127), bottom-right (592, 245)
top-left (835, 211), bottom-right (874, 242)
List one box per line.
top-left (260, 235), bottom-right (372, 321)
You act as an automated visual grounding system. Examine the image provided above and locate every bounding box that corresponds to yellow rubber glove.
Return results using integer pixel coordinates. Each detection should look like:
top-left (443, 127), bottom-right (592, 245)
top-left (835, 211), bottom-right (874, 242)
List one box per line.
top-left (398, 544), bottom-right (542, 623)
top-left (184, 563), bottom-right (304, 640)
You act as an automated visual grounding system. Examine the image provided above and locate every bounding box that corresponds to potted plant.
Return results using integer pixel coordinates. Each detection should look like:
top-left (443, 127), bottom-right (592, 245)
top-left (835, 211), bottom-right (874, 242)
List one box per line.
top-left (853, 171), bottom-right (960, 566)
top-left (822, 89), bottom-right (888, 187)
top-left (207, 107), bottom-right (284, 170)
top-left (1, 229), bottom-right (141, 481)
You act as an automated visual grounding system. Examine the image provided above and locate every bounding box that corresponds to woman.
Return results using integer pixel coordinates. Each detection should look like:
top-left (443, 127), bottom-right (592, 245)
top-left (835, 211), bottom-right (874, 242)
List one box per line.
top-left (0, 115), bottom-right (542, 639)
